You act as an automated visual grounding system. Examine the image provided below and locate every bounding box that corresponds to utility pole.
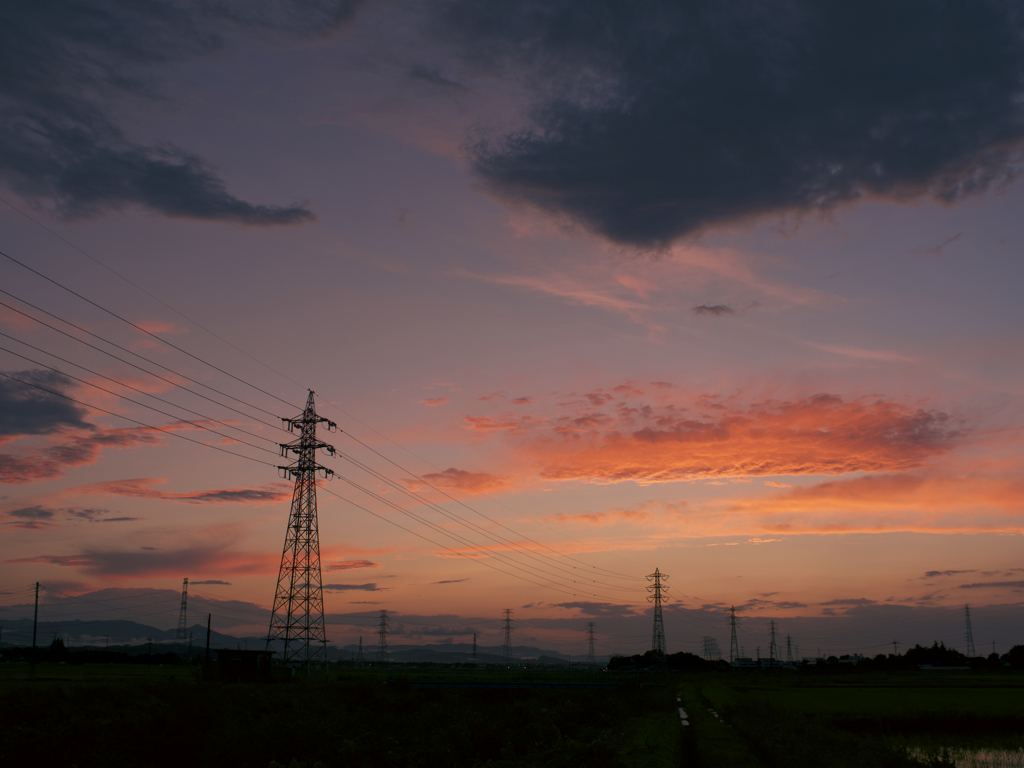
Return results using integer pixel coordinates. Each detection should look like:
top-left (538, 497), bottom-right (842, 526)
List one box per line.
top-left (375, 610), bottom-right (389, 664)
top-left (768, 620), bottom-right (778, 667)
top-left (965, 604), bottom-right (976, 658)
top-left (204, 613), bottom-right (211, 663)
top-left (586, 622), bottom-right (596, 665)
top-left (266, 391), bottom-right (336, 670)
top-left (175, 578), bottom-right (189, 644)
top-left (31, 582), bottom-right (39, 664)
top-left (646, 568), bottom-right (668, 655)
top-left (502, 609), bottom-right (514, 665)
top-left (729, 606), bottom-right (739, 664)
top-left (892, 640), bottom-right (899, 656)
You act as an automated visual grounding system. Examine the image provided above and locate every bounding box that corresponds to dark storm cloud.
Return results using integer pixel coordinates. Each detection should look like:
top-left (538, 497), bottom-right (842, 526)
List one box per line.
top-left (0, 0), bottom-right (361, 224)
top-left (439, 0), bottom-right (1024, 248)
top-left (0, 370), bottom-right (90, 437)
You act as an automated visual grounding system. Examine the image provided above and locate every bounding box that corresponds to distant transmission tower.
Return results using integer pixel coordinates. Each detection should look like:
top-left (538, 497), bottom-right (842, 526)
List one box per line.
top-left (356, 636), bottom-right (364, 667)
top-left (376, 610), bottom-right (389, 663)
top-left (729, 606), bottom-right (740, 663)
top-left (265, 391), bottom-right (337, 668)
top-left (702, 637), bottom-right (721, 661)
top-left (586, 622), bottom-right (596, 665)
top-left (965, 604), bottom-right (976, 657)
top-left (785, 634), bottom-right (793, 663)
top-left (502, 609), bottom-right (514, 664)
top-left (175, 578), bottom-right (188, 643)
top-left (647, 568), bottom-right (668, 655)
top-left (768, 620), bottom-right (779, 666)
top-left (471, 631), bottom-right (478, 662)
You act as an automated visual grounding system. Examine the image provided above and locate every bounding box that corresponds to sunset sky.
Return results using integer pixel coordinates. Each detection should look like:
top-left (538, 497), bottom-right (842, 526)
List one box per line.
top-left (2, 0), bottom-right (1024, 658)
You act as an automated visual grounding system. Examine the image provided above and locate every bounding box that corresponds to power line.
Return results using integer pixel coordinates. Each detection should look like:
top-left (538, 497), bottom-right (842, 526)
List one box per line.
top-left (0, 291), bottom-right (288, 429)
top-left (0, 247), bottom-right (298, 410)
top-left (338, 428), bottom-right (643, 582)
top-left (331, 447), bottom-right (635, 593)
top-left (0, 193), bottom-right (307, 393)
top-left (0, 330), bottom-right (280, 446)
top-left (329, 470), bottom-right (626, 600)
top-left (0, 343), bottom-right (280, 457)
top-left (0, 371), bottom-right (276, 468)
top-left (0, 236), bottom-right (641, 591)
top-left (318, 484), bottom-right (629, 601)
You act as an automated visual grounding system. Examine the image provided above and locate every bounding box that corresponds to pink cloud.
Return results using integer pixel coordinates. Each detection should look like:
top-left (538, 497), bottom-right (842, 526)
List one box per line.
top-left (421, 397), bottom-right (450, 407)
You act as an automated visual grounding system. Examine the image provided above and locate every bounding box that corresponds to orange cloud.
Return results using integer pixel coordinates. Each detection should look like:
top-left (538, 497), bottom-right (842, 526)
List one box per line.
top-left (421, 397), bottom-right (450, 407)
top-left (411, 467), bottom-right (513, 496)
top-left (521, 394), bottom-right (960, 484)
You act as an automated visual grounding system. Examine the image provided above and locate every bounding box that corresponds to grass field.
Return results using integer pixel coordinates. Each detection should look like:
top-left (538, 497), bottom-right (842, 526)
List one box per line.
top-left (5, 663), bottom-right (1024, 767)
top-left (0, 662), bottom-right (680, 768)
top-left (679, 673), bottom-right (1024, 768)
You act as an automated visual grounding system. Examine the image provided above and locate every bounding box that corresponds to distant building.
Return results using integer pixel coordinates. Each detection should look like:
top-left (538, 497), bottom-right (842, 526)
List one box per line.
top-left (215, 648), bottom-right (274, 682)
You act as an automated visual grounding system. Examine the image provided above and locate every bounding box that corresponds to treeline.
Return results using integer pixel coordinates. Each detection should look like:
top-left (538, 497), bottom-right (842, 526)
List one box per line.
top-left (606, 643), bottom-right (1024, 673)
top-left (812, 641), bottom-right (1024, 672)
top-left (0, 637), bottom-right (184, 666)
top-left (607, 649), bottom-right (720, 671)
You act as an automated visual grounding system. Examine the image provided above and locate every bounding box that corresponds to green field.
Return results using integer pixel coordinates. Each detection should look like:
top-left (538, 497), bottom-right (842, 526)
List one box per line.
top-left (0, 663), bottom-right (680, 768)
top-left (679, 673), bottom-right (1024, 768)
top-left (4, 663), bottom-right (1024, 767)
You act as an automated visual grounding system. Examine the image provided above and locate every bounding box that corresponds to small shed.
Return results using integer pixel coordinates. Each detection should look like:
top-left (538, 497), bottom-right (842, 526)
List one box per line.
top-left (215, 648), bottom-right (275, 682)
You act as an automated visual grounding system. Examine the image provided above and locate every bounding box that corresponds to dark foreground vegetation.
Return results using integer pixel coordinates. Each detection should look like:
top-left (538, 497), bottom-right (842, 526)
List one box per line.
top-left (4, 651), bottom-right (1024, 768)
top-left (0, 663), bottom-right (678, 768)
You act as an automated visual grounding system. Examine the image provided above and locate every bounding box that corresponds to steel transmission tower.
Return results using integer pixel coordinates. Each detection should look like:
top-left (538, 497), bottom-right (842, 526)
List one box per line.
top-left (265, 391), bottom-right (337, 668)
top-left (768, 620), bottom-right (779, 666)
top-left (472, 632), bottom-right (478, 662)
top-left (646, 568), bottom-right (668, 654)
top-left (729, 606), bottom-right (740, 663)
top-left (356, 636), bottom-right (364, 667)
top-left (586, 622), bottom-right (596, 665)
top-left (175, 578), bottom-right (188, 643)
top-left (502, 609), bottom-right (514, 664)
top-left (376, 610), bottom-right (389, 663)
top-left (965, 604), bottom-right (976, 657)
top-left (786, 634), bottom-right (793, 663)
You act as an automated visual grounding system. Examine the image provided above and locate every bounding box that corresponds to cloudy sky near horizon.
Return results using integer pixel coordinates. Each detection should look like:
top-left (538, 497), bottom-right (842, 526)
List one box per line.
top-left (2, 0), bottom-right (1024, 657)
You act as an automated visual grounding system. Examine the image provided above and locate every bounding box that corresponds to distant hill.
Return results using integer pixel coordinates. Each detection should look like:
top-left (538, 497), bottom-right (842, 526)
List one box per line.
top-left (0, 618), bottom-right (609, 662)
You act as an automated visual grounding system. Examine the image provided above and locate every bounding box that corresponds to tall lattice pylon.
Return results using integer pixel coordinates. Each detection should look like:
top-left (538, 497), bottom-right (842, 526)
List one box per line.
top-left (729, 606), bottom-right (739, 663)
top-left (586, 622), bottom-right (596, 665)
top-left (471, 631), bottom-right (478, 662)
top-left (785, 634), bottom-right (793, 663)
top-left (376, 610), bottom-right (389, 663)
top-left (768, 620), bottom-right (779, 666)
top-left (175, 578), bottom-right (188, 643)
top-left (265, 391), bottom-right (337, 668)
top-left (647, 568), bottom-right (668, 655)
top-left (502, 609), bottom-right (514, 664)
top-left (356, 636), bottom-right (364, 667)
top-left (965, 604), bottom-right (976, 657)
